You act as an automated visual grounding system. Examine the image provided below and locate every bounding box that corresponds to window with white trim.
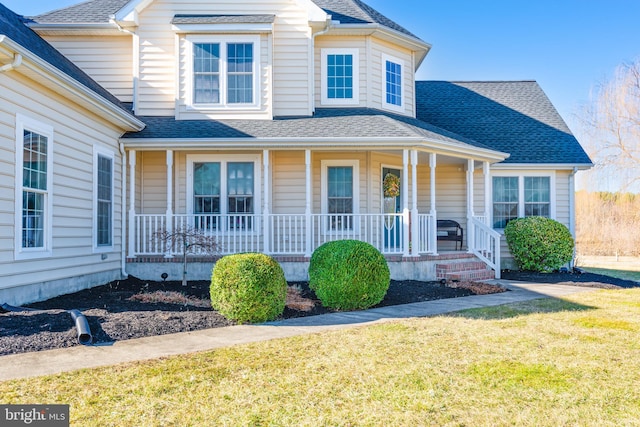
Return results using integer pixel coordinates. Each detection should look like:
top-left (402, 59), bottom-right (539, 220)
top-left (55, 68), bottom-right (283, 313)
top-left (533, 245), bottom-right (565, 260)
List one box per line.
top-left (15, 115), bottom-right (53, 259)
top-left (188, 155), bottom-right (260, 232)
top-left (321, 160), bottom-right (360, 231)
top-left (187, 35), bottom-right (259, 108)
top-left (492, 174), bottom-right (553, 229)
top-left (321, 48), bottom-right (360, 105)
top-left (382, 54), bottom-right (403, 111)
top-left (94, 148), bottom-right (114, 250)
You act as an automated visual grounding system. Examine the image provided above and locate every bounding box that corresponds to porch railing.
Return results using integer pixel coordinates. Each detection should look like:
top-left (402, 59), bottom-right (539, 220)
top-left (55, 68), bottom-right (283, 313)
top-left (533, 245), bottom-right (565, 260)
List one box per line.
top-left (469, 216), bottom-right (501, 279)
top-left (131, 213), bottom-right (501, 278)
top-left (132, 213), bottom-right (408, 257)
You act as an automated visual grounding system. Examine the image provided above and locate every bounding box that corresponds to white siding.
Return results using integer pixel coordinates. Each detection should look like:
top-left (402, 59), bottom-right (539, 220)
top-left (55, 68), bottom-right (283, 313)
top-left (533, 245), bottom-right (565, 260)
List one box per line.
top-left (272, 151), bottom-right (306, 214)
top-left (0, 70), bottom-right (126, 301)
top-left (369, 39), bottom-right (414, 116)
top-left (43, 35), bottom-right (134, 103)
top-left (314, 37), bottom-right (367, 108)
top-left (136, 0), bottom-right (312, 118)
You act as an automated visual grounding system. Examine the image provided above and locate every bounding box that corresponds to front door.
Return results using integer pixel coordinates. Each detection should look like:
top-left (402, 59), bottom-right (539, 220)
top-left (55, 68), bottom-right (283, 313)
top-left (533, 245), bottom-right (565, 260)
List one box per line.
top-left (382, 167), bottom-right (402, 250)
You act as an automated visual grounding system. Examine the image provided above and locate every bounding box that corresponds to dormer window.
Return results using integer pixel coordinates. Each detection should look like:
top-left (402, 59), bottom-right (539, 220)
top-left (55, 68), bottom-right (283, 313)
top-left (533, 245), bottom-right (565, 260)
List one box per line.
top-left (186, 35), bottom-right (260, 109)
top-left (321, 48), bottom-right (360, 105)
top-left (382, 54), bottom-right (404, 112)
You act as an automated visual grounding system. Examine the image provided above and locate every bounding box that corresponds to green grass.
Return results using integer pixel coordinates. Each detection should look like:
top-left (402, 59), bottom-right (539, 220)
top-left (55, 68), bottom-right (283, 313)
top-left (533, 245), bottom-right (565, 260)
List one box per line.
top-left (581, 267), bottom-right (640, 282)
top-left (4, 289), bottom-right (640, 426)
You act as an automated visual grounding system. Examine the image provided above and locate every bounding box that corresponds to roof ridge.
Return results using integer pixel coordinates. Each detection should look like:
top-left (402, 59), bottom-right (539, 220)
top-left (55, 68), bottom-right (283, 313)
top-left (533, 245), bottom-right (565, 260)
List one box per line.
top-left (31, 0), bottom-right (98, 19)
top-left (417, 80), bottom-right (538, 84)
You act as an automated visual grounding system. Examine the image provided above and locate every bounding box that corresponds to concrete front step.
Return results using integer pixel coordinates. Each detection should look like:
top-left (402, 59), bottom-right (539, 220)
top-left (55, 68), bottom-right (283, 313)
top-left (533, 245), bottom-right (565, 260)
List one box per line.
top-left (436, 261), bottom-right (495, 281)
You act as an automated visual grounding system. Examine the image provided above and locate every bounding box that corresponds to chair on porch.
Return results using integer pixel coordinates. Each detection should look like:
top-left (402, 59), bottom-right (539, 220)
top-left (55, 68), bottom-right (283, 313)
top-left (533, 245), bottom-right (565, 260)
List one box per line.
top-left (436, 220), bottom-right (464, 251)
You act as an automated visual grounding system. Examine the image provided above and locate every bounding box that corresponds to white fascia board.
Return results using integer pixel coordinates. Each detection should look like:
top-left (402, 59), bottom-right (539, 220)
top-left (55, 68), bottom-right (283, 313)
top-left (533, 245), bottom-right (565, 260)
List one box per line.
top-left (115, 0), bottom-right (154, 24)
top-left (172, 23), bottom-right (273, 34)
top-left (327, 24), bottom-right (431, 65)
top-left (120, 136), bottom-right (507, 161)
top-left (491, 163), bottom-right (594, 171)
top-left (0, 36), bottom-right (144, 131)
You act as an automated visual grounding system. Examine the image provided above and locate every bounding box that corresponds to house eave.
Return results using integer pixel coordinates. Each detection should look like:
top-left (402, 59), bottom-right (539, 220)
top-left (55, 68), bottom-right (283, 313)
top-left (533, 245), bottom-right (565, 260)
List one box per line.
top-left (325, 24), bottom-right (431, 68)
top-left (24, 23), bottom-right (126, 36)
top-left (119, 136), bottom-right (507, 161)
top-left (492, 163), bottom-right (594, 171)
top-left (0, 36), bottom-right (144, 132)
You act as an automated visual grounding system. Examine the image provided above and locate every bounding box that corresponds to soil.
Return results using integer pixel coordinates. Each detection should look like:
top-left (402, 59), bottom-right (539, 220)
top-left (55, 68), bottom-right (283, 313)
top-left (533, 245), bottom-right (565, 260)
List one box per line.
top-left (1, 270), bottom-right (636, 356)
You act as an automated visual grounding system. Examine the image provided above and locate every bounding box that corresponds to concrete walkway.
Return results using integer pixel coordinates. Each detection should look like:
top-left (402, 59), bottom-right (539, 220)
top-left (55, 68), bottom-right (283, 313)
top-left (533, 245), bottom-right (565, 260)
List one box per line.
top-left (0, 281), bottom-right (595, 381)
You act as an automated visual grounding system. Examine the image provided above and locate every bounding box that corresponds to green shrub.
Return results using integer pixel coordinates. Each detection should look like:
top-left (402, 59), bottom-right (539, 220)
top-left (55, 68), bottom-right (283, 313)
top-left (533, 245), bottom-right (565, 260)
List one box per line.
top-left (504, 217), bottom-right (574, 272)
top-left (210, 253), bottom-right (287, 324)
top-left (309, 240), bottom-right (390, 310)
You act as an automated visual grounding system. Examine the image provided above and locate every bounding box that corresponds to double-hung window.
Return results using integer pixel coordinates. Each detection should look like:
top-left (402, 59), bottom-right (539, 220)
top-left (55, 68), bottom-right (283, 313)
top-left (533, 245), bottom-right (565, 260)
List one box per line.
top-left (492, 174), bottom-right (554, 229)
top-left (15, 115), bottom-right (53, 259)
top-left (189, 36), bottom-right (259, 108)
top-left (188, 155), bottom-right (260, 232)
top-left (382, 54), bottom-right (403, 111)
top-left (321, 160), bottom-right (359, 232)
top-left (321, 48), bottom-right (360, 105)
top-left (94, 149), bottom-right (114, 250)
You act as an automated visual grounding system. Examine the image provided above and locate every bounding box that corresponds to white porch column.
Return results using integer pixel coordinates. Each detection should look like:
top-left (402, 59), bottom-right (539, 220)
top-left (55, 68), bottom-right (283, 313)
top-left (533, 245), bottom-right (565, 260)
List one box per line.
top-left (164, 150), bottom-right (173, 258)
top-left (467, 159), bottom-right (475, 253)
top-left (402, 150), bottom-right (410, 257)
top-left (429, 153), bottom-right (438, 255)
top-left (263, 150), bottom-right (271, 254)
top-left (127, 150), bottom-right (136, 258)
top-left (483, 161), bottom-right (491, 225)
top-left (305, 150), bottom-right (313, 257)
top-left (410, 150), bottom-right (419, 257)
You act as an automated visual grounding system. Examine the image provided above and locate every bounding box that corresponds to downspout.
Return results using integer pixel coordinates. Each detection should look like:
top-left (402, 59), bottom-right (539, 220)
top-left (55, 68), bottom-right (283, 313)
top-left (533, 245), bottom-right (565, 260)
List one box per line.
top-left (0, 53), bottom-right (22, 73)
top-left (120, 143), bottom-right (128, 278)
top-left (310, 18), bottom-right (332, 114)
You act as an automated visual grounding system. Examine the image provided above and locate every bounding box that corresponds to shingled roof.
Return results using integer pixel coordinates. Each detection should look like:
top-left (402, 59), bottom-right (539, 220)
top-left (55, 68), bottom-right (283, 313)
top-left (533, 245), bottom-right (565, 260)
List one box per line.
top-left (122, 108), bottom-right (498, 153)
top-left (31, 0), bottom-right (418, 39)
top-left (0, 2), bottom-right (131, 113)
top-left (28, 0), bottom-right (131, 24)
top-left (416, 81), bottom-right (592, 165)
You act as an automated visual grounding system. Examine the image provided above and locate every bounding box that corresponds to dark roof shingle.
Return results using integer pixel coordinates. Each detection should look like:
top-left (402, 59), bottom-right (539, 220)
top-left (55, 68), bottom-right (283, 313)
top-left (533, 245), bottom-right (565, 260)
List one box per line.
top-left (0, 2), bottom-right (130, 112)
top-left (416, 81), bottom-right (592, 165)
top-left (171, 14), bottom-right (275, 25)
top-left (123, 108), bottom-right (494, 154)
top-left (31, 0), bottom-right (419, 40)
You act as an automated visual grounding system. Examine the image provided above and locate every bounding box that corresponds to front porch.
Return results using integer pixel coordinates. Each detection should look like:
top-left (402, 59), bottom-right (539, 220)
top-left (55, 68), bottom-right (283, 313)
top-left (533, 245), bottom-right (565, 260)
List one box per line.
top-left (123, 148), bottom-right (502, 281)
top-left (127, 213), bottom-right (500, 283)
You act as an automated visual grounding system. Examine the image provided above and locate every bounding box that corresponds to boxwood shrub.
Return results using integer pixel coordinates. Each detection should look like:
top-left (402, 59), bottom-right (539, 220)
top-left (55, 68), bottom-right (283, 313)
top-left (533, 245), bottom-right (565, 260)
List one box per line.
top-left (309, 240), bottom-right (390, 310)
top-left (210, 253), bottom-right (287, 324)
top-left (504, 216), bottom-right (574, 272)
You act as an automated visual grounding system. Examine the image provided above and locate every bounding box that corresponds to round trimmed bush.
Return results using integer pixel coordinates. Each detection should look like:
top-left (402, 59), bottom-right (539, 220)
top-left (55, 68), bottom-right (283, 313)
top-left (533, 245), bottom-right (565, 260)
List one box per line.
top-left (309, 240), bottom-right (390, 310)
top-left (210, 253), bottom-right (286, 324)
top-left (504, 217), bottom-right (574, 272)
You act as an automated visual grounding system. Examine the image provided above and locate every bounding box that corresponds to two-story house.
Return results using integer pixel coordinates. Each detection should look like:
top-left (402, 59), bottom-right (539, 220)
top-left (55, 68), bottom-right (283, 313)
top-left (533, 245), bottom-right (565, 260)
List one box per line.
top-left (0, 0), bottom-right (592, 305)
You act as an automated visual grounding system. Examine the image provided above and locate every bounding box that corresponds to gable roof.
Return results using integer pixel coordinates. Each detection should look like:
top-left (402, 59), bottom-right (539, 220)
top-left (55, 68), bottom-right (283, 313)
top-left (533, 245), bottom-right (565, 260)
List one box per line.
top-left (415, 81), bottom-right (592, 166)
top-left (28, 0), bottom-right (131, 24)
top-left (31, 0), bottom-right (417, 39)
top-left (310, 0), bottom-right (417, 38)
top-left (0, 2), bottom-right (135, 117)
top-left (121, 108), bottom-right (507, 160)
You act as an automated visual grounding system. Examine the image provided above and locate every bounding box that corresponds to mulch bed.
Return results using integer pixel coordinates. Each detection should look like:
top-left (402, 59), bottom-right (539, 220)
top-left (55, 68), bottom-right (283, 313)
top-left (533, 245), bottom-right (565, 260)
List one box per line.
top-left (1, 270), bottom-right (636, 356)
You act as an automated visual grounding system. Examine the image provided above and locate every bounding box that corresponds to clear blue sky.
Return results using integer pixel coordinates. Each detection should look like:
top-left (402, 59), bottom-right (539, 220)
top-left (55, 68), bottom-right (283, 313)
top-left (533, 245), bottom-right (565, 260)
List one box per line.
top-left (3, 0), bottom-right (640, 131)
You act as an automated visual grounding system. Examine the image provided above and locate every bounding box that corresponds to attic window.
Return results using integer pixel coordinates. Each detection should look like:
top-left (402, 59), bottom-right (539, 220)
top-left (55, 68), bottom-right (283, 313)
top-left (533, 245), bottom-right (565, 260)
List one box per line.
top-left (186, 35), bottom-right (260, 109)
top-left (382, 54), bottom-right (404, 112)
top-left (321, 48), bottom-right (360, 105)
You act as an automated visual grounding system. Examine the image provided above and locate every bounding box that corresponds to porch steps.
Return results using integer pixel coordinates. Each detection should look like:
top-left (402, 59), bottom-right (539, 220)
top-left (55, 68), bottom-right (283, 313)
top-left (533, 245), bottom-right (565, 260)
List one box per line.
top-left (436, 261), bottom-right (495, 282)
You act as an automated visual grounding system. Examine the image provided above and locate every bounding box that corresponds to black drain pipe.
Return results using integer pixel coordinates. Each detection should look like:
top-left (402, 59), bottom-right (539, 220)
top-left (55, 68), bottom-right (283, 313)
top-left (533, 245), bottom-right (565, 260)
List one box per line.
top-left (1, 303), bottom-right (93, 346)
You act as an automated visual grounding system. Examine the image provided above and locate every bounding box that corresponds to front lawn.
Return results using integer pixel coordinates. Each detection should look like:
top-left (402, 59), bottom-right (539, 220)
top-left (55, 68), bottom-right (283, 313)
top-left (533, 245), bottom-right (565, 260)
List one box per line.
top-left (3, 289), bottom-right (640, 426)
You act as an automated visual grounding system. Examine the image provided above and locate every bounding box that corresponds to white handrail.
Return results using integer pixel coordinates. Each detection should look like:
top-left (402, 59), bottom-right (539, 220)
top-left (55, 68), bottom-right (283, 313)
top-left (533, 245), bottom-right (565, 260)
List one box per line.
top-left (470, 217), bottom-right (501, 279)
